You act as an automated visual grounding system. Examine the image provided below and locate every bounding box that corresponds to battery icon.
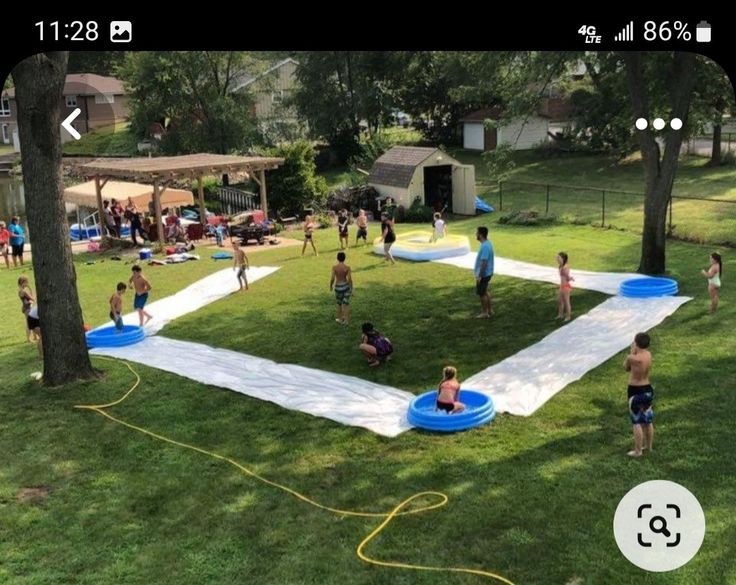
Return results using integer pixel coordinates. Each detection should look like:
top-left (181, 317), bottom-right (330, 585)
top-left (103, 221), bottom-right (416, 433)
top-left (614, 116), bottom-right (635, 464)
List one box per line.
top-left (696, 21), bottom-right (711, 43)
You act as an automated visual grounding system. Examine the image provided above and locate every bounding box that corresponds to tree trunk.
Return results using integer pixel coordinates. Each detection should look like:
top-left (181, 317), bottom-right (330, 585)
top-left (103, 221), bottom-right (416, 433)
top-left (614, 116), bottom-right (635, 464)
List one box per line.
top-left (12, 52), bottom-right (98, 386)
top-left (710, 122), bottom-right (722, 166)
top-left (624, 51), bottom-right (697, 275)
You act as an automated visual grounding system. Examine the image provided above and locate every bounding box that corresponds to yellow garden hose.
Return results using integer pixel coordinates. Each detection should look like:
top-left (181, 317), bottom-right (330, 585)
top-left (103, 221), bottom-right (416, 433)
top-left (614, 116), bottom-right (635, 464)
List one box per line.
top-left (75, 356), bottom-right (515, 585)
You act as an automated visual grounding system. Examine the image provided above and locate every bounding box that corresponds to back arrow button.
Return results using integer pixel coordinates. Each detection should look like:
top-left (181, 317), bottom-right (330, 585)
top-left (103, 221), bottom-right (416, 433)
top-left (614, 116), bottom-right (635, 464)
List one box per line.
top-left (62, 108), bottom-right (81, 140)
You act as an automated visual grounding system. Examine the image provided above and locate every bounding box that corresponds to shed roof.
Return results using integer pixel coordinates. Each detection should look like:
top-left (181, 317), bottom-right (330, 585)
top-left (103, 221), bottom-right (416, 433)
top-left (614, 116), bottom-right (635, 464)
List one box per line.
top-left (368, 146), bottom-right (440, 189)
top-left (459, 108), bottom-right (503, 123)
top-left (77, 153), bottom-right (284, 179)
top-left (460, 107), bottom-right (550, 123)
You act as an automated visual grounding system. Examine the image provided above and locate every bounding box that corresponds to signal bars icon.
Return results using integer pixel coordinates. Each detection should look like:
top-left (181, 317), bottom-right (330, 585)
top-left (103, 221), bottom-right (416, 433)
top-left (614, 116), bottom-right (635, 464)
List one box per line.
top-left (615, 21), bottom-right (634, 42)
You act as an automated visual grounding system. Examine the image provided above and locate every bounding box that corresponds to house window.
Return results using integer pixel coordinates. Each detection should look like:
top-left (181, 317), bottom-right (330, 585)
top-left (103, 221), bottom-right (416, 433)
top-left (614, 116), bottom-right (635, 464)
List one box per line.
top-left (95, 94), bottom-right (115, 104)
top-left (65, 95), bottom-right (77, 107)
top-left (1, 124), bottom-right (8, 143)
top-left (272, 90), bottom-right (283, 104)
top-left (0, 97), bottom-right (10, 116)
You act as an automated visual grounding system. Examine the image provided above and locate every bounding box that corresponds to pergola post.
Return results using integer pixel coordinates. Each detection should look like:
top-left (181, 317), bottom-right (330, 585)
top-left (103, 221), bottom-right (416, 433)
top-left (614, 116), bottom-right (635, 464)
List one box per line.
top-left (258, 168), bottom-right (268, 218)
top-left (153, 176), bottom-right (164, 244)
top-left (197, 175), bottom-right (206, 225)
top-left (94, 175), bottom-right (104, 234)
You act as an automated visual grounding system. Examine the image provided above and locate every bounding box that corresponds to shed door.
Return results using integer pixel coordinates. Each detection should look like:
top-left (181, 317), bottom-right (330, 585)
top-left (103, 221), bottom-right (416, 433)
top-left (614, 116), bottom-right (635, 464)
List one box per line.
top-left (452, 164), bottom-right (475, 215)
top-left (463, 123), bottom-right (484, 150)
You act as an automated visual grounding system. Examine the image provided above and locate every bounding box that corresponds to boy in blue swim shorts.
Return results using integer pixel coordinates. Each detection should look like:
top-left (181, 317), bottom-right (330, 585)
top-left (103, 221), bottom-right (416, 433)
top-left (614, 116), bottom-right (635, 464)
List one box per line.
top-left (623, 332), bottom-right (654, 458)
top-left (129, 265), bottom-right (153, 327)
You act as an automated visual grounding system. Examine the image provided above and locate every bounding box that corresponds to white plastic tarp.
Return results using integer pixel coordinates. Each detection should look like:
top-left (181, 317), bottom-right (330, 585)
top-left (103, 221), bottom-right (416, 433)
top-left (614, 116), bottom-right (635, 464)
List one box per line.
top-left (434, 253), bottom-right (650, 295)
top-left (463, 295), bottom-right (691, 416)
top-left (99, 266), bottom-right (280, 336)
top-left (91, 336), bottom-right (414, 437)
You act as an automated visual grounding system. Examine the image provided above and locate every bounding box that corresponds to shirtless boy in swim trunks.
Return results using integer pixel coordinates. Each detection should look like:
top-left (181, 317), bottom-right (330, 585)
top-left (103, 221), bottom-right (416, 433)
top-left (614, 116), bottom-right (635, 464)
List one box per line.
top-left (129, 265), bottom-right (153, 327)
top-left (109, 282), bottom-right (127, 331)
top-left (355, 210), bottom-right (368, 246)
top-left (624, 332), bottom-right (654, 458)
top-left (330, 252), bottom-right (353, 325)
top-left (232, 240), bottom-right (250, 291)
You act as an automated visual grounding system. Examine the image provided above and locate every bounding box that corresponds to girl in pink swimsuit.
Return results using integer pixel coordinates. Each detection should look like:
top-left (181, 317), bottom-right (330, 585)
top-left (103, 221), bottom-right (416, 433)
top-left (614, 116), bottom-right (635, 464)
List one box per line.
top-left (556, 252), bottom-right (574, 322)
top-left (436, 366), bottom-right (465, 414)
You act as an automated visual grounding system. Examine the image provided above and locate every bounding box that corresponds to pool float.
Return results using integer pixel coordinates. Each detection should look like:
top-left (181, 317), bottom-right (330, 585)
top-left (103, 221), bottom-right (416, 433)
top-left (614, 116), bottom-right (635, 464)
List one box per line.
top-left (373, 230), bottom-right (471, 262)
top-left (211, 252), bottom-right (233, 260)
top-left (475, 197), bottom-right (495, 213)
top-left (619, 277), bottom-right (678, 298)
top-left (86, 324), bottom-right (146, 348)
top-left (407, 389), bottom-right (495, 432)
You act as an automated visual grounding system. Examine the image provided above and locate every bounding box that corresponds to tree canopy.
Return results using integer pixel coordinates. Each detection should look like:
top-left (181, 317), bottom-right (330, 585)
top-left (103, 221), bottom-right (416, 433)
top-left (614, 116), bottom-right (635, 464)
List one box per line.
top-left (118, 51), bottom-right (263, 154)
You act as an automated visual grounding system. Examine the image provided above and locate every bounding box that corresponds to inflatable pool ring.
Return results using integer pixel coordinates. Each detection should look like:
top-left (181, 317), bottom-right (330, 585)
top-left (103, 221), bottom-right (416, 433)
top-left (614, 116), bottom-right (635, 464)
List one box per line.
top-left (373, 230), bottom-right (471, 262)
top-left (86, 324), bottom-right (146, 348)
top-left (619, 277), bottom-right (678, 298)
top-left (475, 197), bottom-right (495, 214)
top-left (407, 389), bottom-right (495, 432)
top-left (211, 252), bottom-right (234, 260)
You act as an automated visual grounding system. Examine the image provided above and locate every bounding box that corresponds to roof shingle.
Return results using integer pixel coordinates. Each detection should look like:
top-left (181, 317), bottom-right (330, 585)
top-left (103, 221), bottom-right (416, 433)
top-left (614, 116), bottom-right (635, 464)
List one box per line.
top-left (368, 147), bottom-right (439, 188)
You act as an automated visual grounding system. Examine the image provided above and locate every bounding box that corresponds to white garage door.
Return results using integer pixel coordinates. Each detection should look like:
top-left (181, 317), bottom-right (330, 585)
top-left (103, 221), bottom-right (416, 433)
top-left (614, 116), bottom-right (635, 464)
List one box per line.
top-left (463, 122), bottom-right (484, 150)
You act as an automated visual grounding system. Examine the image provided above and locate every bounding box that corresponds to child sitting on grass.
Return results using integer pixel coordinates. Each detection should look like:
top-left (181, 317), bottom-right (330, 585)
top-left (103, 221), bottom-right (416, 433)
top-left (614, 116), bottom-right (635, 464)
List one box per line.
top-left (359, 322), bottom-right (393, 367)
top-left (109, 282), bottom-right (127, 332)
top-left (436, 366), bottom-right (465, 414)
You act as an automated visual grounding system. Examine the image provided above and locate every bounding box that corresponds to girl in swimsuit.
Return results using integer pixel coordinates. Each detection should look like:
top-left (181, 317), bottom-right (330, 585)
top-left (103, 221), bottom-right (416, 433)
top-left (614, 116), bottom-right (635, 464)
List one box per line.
top-left (556, 252), bottom-right (574, 322)
top-left (17, 276), bottom-right (37, 342)
top-left (301, 215), bottom-right (318, 257)
top-left (701, 252), bottom-right (722, 313)
top-left (436, 366), bottom-right (465, 414)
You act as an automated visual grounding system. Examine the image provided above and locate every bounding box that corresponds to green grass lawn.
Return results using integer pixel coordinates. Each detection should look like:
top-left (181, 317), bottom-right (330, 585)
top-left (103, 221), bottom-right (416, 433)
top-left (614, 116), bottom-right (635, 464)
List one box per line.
top-left (1, 221), bottom-right (735, 584)
top-left (63, 122), bottom-right (139, 156)
top-left (448, 150), bottom-right (736, 246)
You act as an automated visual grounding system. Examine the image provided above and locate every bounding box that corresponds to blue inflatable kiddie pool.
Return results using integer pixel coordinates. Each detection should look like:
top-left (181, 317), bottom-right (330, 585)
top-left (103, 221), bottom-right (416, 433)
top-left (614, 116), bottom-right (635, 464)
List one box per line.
top-left (86, 325), bottom-right (146, 348)
top-left (211, 252), bottom-right (233, 260)
top-left (619, 277), bottom-right (678, 298)
top-left (408, 389), bottom-right (495, 432)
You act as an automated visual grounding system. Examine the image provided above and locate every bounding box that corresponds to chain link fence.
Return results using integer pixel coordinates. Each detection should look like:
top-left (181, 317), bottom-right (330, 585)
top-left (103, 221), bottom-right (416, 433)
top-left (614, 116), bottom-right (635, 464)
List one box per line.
top-left (488, 181), bottom-right (736, 247)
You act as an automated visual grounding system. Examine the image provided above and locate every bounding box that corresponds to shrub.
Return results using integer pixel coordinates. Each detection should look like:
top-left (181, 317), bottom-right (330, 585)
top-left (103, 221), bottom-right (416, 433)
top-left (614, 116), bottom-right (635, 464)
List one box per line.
top-left (327, 185), bottom-right (380, 215)
top-left (394, 205), bottom-right (406, 223)
top-left (264, 140), bottom-right (328, 217)
top-left (316, 213), bottom-right (332, 229)
top-left (402, 198), bottom-right (434, 223)
top-left (350, 133), bottom-right (392, 172)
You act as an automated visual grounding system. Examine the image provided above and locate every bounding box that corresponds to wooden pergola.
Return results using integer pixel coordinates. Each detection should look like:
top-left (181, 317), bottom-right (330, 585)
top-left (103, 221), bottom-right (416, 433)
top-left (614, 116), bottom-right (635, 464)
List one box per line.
top-left (78, 154), bottom-right (285, 243)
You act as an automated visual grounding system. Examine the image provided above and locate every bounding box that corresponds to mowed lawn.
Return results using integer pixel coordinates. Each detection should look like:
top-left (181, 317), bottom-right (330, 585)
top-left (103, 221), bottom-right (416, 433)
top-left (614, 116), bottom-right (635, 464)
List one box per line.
top-left (1, 219), bottom-right (735, 585)
top-left (450, 150), bottom-right (736, 246)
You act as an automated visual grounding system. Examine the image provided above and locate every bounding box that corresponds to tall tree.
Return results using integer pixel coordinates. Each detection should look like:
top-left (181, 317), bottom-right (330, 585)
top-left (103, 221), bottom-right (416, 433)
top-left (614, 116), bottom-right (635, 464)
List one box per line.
top-left (690, 55), bottom-right (736, 166)
top-left (67, 51), bottom-right (127, 76)
top-left (118, 52), bottom-right (260, 154)
top-left (12, 52), bottom-right (97, 385)
top-left (624, 51), bottom-right (697, 274)
top-left (291, 52), bottom-right (408, 160)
